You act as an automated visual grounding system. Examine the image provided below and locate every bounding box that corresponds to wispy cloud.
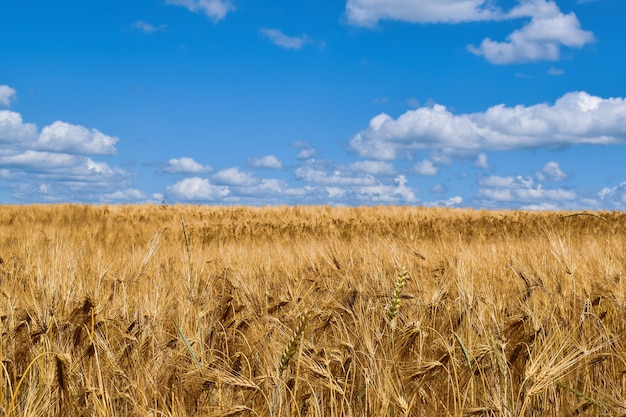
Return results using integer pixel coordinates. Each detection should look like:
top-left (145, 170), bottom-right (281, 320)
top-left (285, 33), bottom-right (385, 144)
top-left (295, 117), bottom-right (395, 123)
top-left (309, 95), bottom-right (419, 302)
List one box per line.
top-left (131, 21), bottom-right (167, 33)
top-left (548, 67), bottom-right (564, 76)
top-left (260, 28), bottom-right (315, 50)
top-left (166, 0), bottom-right (235, 22)
top-left (345, 0), bottom-right (499, 26)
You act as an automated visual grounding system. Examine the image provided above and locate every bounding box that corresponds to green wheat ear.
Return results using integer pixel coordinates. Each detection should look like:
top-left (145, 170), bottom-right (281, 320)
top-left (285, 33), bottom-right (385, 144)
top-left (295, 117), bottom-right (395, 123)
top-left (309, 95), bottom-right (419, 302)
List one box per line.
top-left (272, 311), bottom-right (309, 417)
top-left (279, 312), bottom-right (308, 374)
top-left (387, 267), bottom-right (408, 321)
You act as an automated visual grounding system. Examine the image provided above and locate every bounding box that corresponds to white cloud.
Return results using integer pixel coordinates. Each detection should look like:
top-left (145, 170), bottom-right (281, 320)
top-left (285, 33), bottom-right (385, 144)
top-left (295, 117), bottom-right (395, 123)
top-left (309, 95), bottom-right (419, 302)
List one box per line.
top-left (166, 177), bottom-right (230, 201)
top-left (166, 0), bottom-right (234, 22)
top-left (536, 161), bottom-right (567, 182)
top-left (326, 187), bottom-right (346, 199)
top-left (0, 151), bottom-right (127, 180)
top-left (478, 174), bottom-right (576, 208)
top-left (548, 67), bottom-right (564, 76)
top-left (415, 159), bottom-right (438, 176)
top-left (293, 142), bottom-right (316, 159)
top-left (0, 87), bottom-right (134, 202)
top-left (347, 160), bottom-right (395, 175)
top-left (0, 110), bottom-right (38, 145)
top-left (260, 28), bottom-right (314, 50)
top-left (213, 167), bottom-right (257, 186)
top-left (295, 162), bottom-right (376, 186)
top-left (233, 178), bottom-right (309, 202)
top-left (597, 182), bottom-right (626, 208)
top-left (350, 91), bottom-right (626, 160)
top-left (424, 196), bottom-right (463, 207)
top-left (37, 121), bottom-right (118, 155)
top-left (0, 85), bottom-right (16, 107)
top-left (345, 0), bottom-right (500, 27)
top-left (102, 189), bottom-right (147, 202)
top-left (475, 152), bottom-right (489, 168)
top-left (0, 149), bottom-right (132, 202)
top-left (468, 0), bottom-right (594, 64)
top-left (246, 155), bottom-right (283, 169)
top-left (164, 157), bottom-right (212, 174)
top-left (430, 184), bottom-right (447, 194)
top-left (347, 0), bottom-right (593, 65)
top-left (357, 175), bottom-right (416, 203)
top-left (131, 21), bottom-right (167, 33)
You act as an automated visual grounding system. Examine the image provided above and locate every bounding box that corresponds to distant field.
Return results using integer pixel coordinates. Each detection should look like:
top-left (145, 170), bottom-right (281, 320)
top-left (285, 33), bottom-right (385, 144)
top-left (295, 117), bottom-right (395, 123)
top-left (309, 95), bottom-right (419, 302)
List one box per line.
top-left (1, 205), bottom-right (625, 416)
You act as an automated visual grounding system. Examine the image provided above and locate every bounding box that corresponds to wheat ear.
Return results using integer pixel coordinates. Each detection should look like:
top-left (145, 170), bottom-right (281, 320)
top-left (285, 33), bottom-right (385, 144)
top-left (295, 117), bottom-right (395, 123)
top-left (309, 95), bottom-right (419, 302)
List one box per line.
top-left (279, 313), bottom-right (308, 374)
top-left (387, 267), bottom-right (408, 321)
top-left (272, 312), bottom-right (308, 416)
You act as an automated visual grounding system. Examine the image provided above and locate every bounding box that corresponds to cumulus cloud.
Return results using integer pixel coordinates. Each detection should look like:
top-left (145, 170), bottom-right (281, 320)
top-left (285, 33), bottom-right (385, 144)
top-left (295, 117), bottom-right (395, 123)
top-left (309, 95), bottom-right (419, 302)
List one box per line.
top-left (231, 179), bottom-right (309, 203)
top-left (350, 91), bottom-right (626, 160)
top-left (0, 150), bottom-right (132, 202)
top-left (102, 189), bottom-right (148, 202)
top-left (246, 155), bottom-right (283, 169)
top-left (1, 115), bottom-right (119, 155)
top-left (467, 0), bottom-right (594, 64)
top-left (536, 161), bottom-right (567, 182)
top-left (0, 110), bottom-right (38, 145)
top-left (596, 182), bottom-right (626, 209)
top-left (290, 160), bottom-right (416, 204)
top-left (346, 0), bottom-right (593, 64)
top-left (260, 29), bottom-right (314, 50)
top-left (0, 85), bottom-right (16, 107)
top-left (478, 174), bottom-right (576, 208)
top-left (414, 159), bottom-right (438, 176)
top-left (166, 177), bottom-right (230, 201)
top-left (0, 151), bottom-right (127, 181)
top-left (424, 196), bottom-right (463, 207)
top-left (347, 160), bottom-right (395, 175)
top-left (166, 0), bottom-right (234, 22)
top-left (293, 142), bottom-right (316, 160)
top-left (213, 167), bottom-right (257, 186)
top-left (357, 175), bottom-right (416, 203)
top-left (295, 161), bottom-right (377, 186)
top-left (475, 152), bottom-right (489, 168)
top-left (345, 0), bottom-right (499, 26)
top-left (0, 86), bottom-right (132, 202)
top-left (163, 157), bottom-right (213, 174)
top-left (36, 121), bottom-right (118, 155)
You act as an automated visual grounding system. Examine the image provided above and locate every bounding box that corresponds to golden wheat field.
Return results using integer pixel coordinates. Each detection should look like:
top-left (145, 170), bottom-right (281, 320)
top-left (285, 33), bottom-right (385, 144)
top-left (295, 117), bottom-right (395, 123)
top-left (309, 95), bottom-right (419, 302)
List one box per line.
top-left (1, 204), bottom-right (626, 416)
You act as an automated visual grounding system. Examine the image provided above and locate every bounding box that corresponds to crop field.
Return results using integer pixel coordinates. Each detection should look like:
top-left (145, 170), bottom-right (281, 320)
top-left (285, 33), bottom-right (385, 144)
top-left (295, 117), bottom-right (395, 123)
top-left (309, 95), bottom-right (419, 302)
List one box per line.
top-left (1, 205), bottom-right (626, 416)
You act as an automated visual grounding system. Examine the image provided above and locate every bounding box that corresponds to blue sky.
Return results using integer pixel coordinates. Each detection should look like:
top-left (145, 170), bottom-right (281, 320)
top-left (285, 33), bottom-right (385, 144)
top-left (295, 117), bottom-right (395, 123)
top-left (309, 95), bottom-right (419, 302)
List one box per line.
top-left (1, 0), bottom-right (626, 209)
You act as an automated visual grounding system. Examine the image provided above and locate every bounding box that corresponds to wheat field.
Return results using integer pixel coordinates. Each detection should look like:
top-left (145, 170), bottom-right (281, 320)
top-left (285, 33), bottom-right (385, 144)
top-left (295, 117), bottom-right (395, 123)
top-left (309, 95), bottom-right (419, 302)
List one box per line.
top-left (1, 204), bottom-right (625, 416)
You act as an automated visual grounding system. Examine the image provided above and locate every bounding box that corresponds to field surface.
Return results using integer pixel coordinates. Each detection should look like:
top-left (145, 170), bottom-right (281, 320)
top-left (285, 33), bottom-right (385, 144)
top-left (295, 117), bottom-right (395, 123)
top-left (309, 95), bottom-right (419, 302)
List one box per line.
top-left (1, 205), bottom-right (626, 416)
